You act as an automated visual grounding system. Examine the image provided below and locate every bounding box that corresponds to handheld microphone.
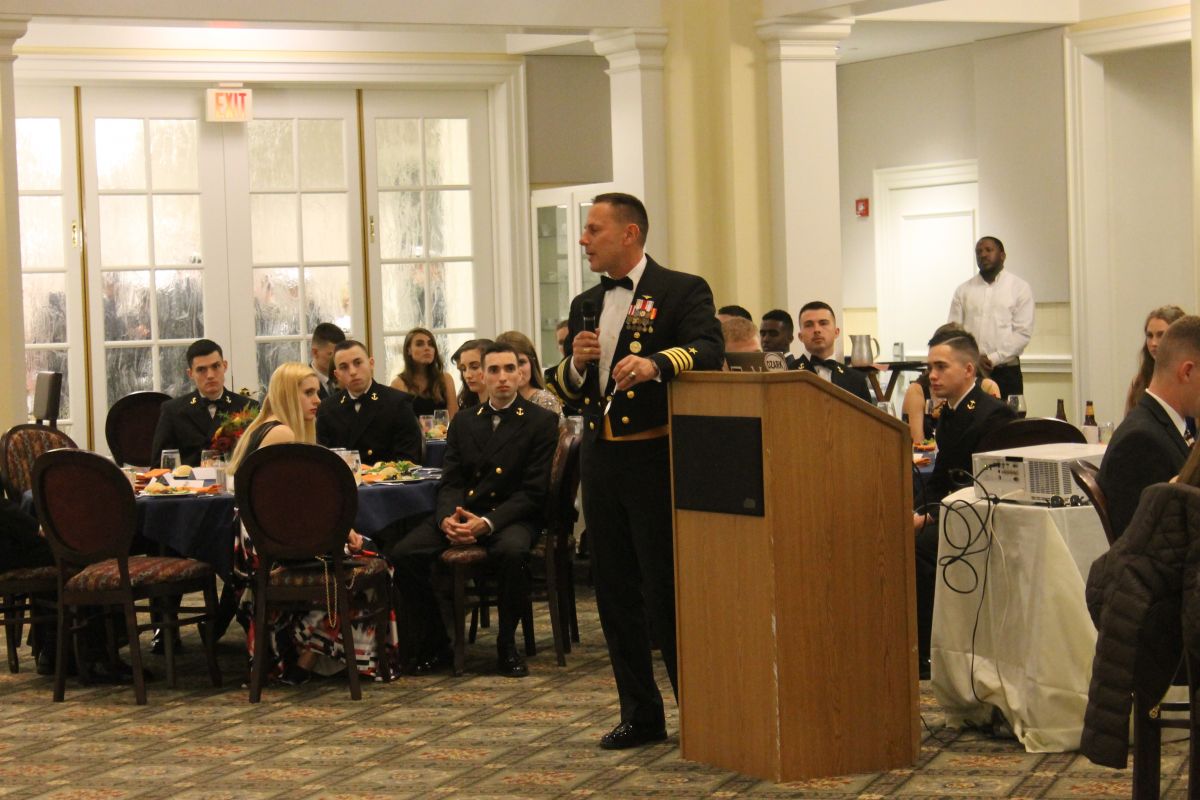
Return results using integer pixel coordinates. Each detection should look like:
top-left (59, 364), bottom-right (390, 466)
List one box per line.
top-left (581, 299), bottom-right (597, 333)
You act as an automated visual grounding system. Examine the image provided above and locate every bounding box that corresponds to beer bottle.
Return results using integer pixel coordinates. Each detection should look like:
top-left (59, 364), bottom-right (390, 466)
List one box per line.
top-left (1055, 399), bottom-right (1068, 422)
top-left (1084, 401), bottom-right (1097, 427)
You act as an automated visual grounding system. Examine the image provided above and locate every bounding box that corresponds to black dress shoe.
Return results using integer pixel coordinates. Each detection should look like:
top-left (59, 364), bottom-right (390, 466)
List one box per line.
top-left (85, 659), bottom-right (154, 685)
top-left (496, 644), bottom-right (528, 678)
top-left (150, 629), bottom-right (184, 655)
top-left (918, 658), bottom-right (931, 681)
top-left (599, 721), bottom-right (668, 750)
top-left (35, 647), bottom-right (77, 677)
top-left (410, 648), bottom-right (454, 676)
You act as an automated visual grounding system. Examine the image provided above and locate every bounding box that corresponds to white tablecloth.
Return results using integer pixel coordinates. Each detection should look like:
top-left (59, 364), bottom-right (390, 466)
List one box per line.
top-left (930, 488), bottom-right (1108, 752)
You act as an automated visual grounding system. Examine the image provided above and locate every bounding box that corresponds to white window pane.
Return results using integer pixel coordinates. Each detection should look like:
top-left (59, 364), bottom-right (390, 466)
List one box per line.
top-left (299, 119), bottom-right (345, 190)
top-left (429, 261), bottom-right (474, 329)
top-left (381, 262), bottom-right (424, 331)
top-left (248, 119), bottom-right (295, 191)
top-left (22, 272), bottom-right (68, 344)
top-left (101, 270), bottom-right (151, 342)
top-left (300, 193), bottom-right (348, 263)
top-left (383, 335), bottom-right (406, 389)
top-left (158, 344), bottom-right (193, 399)
top-left (379, 190), bottom-right (422, 260)
top-left (95, 118), bottom-right (146, 191)
top-left (375, 118), bottom-right (421, 187)
top-left (152, 194), bottom-right (202, 266)
top-left (425, 118), bottom-right (470, 185)
top-left (19, 195), bottom-right (65, 269)
top-left (427, 189), bottom-right (472, 257)
top-left (99, 195), bottom-right (149, 266)
top-left (25, 349), bottom-right (70, 420)
top-left (149, 119), bottom-right (199, 192)
top-left (106, 346), bottom-right (153, 406)
top-left (16, 118), bottom-right (62, 191)
top-left (254, 267), bottom-right (301, 336)
top-left (257, 340), bottom-right (302, 398)
top-left (304, 266), bottom-right (351, 332)
top-left (156, 269), bottom-right (204, 340)
top-left (249, 194), bottom-right (299, 264)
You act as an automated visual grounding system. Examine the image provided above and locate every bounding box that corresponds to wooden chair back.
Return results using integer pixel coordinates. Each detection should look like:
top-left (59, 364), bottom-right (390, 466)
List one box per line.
top-left (1070, 458), bottom-right (1117, 545)
top-left (32, 448), bottom-right (137, 568)
top-left (976, 417), bottom-right (1086, 453)
top-left (104, 391), bottom-right (171, 467)
top-left (1, 424), bottom-right (78, 502)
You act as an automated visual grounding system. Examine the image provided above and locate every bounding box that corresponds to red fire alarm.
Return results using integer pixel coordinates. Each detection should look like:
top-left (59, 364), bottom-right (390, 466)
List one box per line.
top-left (855, 198), bottom-right (870, 218)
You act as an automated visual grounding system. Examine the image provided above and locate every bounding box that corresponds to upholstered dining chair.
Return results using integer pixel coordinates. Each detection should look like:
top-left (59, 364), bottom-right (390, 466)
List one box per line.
top-left (0, 565), bottom-right (57, 673)
top-left (32, 448), bottom-right (222, 703)
top-left (104, 391), bottom-right (171, 468)
top-left (975, 416), bottom-right (1087, 453)
top-left (0, 424), bottom-right (77, 502)
top-left (234, 442), bottom-right (392, 702)
top-left (1070, 459), bottom-right (1117, 545)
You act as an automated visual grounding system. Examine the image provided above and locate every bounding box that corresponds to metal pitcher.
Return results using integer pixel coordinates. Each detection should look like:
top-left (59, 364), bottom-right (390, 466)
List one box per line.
top-left (849, 334), bottom-right (880, 367)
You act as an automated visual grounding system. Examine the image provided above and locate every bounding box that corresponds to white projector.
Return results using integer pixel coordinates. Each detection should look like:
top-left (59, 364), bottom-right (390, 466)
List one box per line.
top-left (970, 443), bottom-right (1108, 504)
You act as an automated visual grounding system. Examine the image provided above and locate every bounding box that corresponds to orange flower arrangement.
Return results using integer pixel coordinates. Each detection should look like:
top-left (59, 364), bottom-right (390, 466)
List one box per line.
top-left (209, 408), bottom-right (258, 454)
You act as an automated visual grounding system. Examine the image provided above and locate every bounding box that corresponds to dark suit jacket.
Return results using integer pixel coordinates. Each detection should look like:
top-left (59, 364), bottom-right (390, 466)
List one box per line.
top-left (316, 380), bottom-right (423, 465)
top-left (435, 395), bottom-right (559, 532)
top-left (151, 389), bottom-right (258, 467)
top-left (1098, 393), bottom-right (1190, 539)
top-left (922, 384), bottom-right (1016, 515)
top-left (313, 366), bottom-right (337, 402)
top-left (794, 355), bottom-right (874, 404)
top-left (0, 496), bottom-right (50, 572)
top-left (546, 257), bottom-right (724, 438)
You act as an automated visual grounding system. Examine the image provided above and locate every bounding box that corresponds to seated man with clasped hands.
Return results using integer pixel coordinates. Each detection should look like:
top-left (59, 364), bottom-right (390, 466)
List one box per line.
top-left (391, 341), bottom-right (559, 678)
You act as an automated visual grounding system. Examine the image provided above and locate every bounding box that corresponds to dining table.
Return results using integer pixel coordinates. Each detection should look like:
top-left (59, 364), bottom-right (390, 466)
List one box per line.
top-left (23, 478), bottom-right (440, 577)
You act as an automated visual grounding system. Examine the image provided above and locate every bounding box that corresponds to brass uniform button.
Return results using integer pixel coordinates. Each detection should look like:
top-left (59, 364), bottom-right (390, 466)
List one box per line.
top-left (366, 449), bottom-right (373, 457)
top-left (584, 397), bottom-right (591, 405)
top-left (626, 390), bottom-right (635, 399)
top-left (468, 490), bottom-right (475, 497)
top-left (495, 467), bottom-right (503, 474)
top-left (490, 492), bottom-right (496, 498)
top-left (588, 421), bottom-right (595, 430)
top-left (633, 332), bottom-right (641, 339)
top-left (621, 416), bottom-right (630, 424)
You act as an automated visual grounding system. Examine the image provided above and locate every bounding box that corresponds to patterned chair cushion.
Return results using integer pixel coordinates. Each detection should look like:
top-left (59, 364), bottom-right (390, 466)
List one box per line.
top-left (0, 565), bottom-right (57, 584)
top-left (441, 545), bottom-right (487, 566)
top-left (267, 556), bottom-right (387, 589)
top-left (65, 556), bottom-right (213, 592)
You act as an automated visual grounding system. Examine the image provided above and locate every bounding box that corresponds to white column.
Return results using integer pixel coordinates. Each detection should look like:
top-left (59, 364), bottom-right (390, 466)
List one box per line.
top-left (757, 19), bottom-right (851, 320)
top-left (591, 28), bottom-right (670, 262)
top-left (0, 17), bottom-right (28, 429)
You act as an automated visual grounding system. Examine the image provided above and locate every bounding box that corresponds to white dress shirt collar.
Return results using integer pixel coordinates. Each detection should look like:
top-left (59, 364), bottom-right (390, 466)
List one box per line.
top-left (1145, 389), bottom-right (1189, 439)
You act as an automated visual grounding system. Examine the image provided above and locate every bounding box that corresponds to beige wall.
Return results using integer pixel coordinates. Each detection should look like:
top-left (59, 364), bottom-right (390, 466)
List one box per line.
top-left (661, 0), bottom-right (773, 315)
top-left (526, 55), bottom-right (613, 188)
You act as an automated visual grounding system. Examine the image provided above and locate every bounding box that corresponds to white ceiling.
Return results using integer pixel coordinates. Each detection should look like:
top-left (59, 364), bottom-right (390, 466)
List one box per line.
top-left (836, 19), bottom-right (1061, 63)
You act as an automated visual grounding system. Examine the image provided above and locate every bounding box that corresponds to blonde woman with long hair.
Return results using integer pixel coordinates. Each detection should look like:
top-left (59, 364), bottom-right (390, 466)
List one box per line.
top-left (229, 362), bottom-right (393, 686)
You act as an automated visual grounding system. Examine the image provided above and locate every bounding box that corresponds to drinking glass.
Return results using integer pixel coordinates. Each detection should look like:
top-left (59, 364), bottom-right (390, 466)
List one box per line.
top-left (419, 415), bottom-right (435, 436)
top-left (875, 401), bottom-right (895, 418)
top-left (344, 450), bottom-right (362, 485)
top-left (432, 409), bottom-right (449, 437)
top-left (200, 449), bottom-right (222, 467)
top-left (1099, 421), bottom-right (1115, 444)
top-left (160, 449), bottom-right (181, 472)
top-left (567, 415), bottom-right (584, 437)
top-left (924, 399), bottom-right (935, 417)
top-left (1006, 394), bottom-right (1027, 418)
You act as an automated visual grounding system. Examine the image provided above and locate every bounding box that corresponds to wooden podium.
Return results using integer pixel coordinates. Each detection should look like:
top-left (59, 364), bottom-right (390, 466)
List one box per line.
top-left (669, 370), bottom-right (918, 782)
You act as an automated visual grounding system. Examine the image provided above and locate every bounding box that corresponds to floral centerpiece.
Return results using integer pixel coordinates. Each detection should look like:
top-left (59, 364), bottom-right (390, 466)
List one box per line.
top-left (210, 408), bottom-right (258, 454)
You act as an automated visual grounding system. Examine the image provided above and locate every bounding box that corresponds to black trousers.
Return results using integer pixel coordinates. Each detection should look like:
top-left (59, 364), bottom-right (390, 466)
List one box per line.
top-left (989, 361), bottom-right (1023, 399)
top-left (582, 435), bottom-right (677, 729)
top-left (391, 516), bottom-right (534, 656)
top-left (914, 520), bottom-right (939, 664)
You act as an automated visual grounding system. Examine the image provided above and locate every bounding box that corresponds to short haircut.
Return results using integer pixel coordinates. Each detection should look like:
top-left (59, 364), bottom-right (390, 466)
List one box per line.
top-left (555, 319), bottom-right (570, 332)
top-left (721, 317), bottom-right (759, 345)
top-left (311, 322), bottom-right (347, 347)
top-left (979, 235), bottom-right (1005, 253)
top-left (718, 304), bottom-right (753, 320)
top-left (481, 341), bottom-right (518, 365)
top-left (593, 192), bottom-right (649, 245)
top-left (762, 309), bottom-right (794, 331)
top-left (798, 301), bottom-right (836, 323)
top-left (333, 339), bottom-right (368, 359)
top-left (927, 326), bottom-right (980, 364)
top-left (1154, 316), bottom-right (1200, 374)
top-left (186, 339), bottom-right (222, 367)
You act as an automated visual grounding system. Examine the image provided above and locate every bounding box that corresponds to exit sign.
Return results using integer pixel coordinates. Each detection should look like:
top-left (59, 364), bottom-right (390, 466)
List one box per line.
top-left (206, 88), bottom-right (253, 122)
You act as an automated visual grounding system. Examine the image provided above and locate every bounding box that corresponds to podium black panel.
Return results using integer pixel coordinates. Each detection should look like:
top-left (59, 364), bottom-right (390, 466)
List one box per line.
top-left (671, 414), bottom-right (763, 517)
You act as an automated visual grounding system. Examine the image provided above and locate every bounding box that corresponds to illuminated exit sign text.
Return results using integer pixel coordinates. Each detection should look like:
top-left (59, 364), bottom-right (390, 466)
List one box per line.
top-left (206, 88), bottom-right (253, 122)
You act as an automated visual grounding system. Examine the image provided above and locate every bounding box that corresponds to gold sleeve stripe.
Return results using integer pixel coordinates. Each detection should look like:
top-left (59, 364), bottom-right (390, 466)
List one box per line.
top-left (661, 348), bottom-right (686, 374)
top-left (555, 359), bottom-right (583, 400)
top-left (661, 349), bottom-right (682, 374)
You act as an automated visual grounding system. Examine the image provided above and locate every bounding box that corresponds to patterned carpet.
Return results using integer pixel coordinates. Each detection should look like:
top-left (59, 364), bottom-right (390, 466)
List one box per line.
top-left (0, 585), bottom-right (1188, 800)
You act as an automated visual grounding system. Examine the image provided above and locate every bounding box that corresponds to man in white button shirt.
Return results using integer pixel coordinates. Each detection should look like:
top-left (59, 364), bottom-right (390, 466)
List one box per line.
top-left (947, 236), bottom-right (1034, 399)
top-left (1099, 315), bottom-right (1200, 538)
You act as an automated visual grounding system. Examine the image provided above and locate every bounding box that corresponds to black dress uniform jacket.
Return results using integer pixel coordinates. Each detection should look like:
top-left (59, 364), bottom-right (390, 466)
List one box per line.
top-left (922, 383), bottom-right (1016, 514)
top-left (315, 380), bottom-right (423, 465)
top-left (546, 257), bottom-right (725, 435)
top-left (1098, 393), bottom-right (1191, 539)
top-left (794, 354), bottom-right (874, 404)
top-left (436, 395), bottom-right (559, 531)
top-left (151, 389), bottom-right (258, 468)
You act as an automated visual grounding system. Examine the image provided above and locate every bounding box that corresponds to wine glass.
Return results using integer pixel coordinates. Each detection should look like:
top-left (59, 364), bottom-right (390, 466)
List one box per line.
top-left (1006, 395), bottom-right (1027, 418)
top-left (433, 409), bottom-right (450, 436)
top-left (200, 449), bottom-right (222, 467)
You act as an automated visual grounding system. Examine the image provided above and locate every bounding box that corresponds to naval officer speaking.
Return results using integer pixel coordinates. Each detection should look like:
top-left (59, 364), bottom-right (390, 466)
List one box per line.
top-left (547, 193), bottom-right (723, 750)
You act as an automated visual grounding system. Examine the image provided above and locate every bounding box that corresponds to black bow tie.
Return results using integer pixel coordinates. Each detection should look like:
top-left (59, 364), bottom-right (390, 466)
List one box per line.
top-left (600, 275), bottom-right (634, 292)
top-left (487, 405), bottom-right (513, 417)
top-left (203, 397), bottom-right (222, 409)
top-left (805, 356), bottom-right (840, 372)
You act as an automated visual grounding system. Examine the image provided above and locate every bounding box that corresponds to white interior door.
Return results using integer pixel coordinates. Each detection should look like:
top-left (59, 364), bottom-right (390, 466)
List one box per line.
top-left (361, 90), bottom-right (493, 385)
top-left (875, 166), bottom-right (978, 359)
